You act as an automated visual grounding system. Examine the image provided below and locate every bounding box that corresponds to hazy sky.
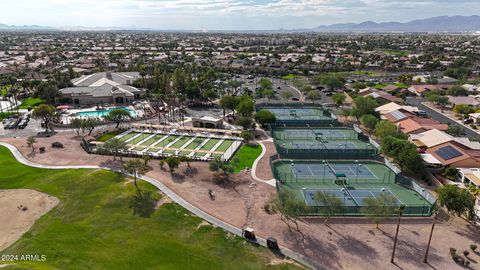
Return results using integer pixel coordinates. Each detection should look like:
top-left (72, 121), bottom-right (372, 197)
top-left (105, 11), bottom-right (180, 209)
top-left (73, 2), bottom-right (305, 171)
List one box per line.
top-left (1, 0), bottom-right (479, 30)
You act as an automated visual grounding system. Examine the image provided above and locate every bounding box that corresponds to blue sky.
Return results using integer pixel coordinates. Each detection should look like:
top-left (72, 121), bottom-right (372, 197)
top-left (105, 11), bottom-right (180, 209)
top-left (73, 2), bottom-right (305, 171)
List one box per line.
top-left (1, 0), bottom-right (479, 30)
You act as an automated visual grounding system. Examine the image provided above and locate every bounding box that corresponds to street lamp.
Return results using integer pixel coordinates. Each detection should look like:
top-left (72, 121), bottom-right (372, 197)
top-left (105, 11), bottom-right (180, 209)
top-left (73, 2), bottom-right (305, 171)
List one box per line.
top-left (322, 160), bottom-right (326, 183)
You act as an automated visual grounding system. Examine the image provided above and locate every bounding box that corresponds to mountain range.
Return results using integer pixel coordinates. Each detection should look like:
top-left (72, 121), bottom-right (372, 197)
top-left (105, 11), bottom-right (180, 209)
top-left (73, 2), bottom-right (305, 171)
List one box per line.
top-left (1, 15), bottom-right (480, 32)
top-left (310, 15), bottom-right (480, 32)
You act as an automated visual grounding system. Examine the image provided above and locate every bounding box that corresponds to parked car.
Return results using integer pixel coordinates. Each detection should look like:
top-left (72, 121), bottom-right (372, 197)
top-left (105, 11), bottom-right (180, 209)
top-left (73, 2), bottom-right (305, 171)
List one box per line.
top-left (463, 118), bottom-right (473, 124)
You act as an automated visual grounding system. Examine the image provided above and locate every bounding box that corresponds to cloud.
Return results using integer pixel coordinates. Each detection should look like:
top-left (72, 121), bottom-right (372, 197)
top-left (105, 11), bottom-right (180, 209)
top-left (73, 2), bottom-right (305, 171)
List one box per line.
top-left (1, 0), bottom-right (480, 29)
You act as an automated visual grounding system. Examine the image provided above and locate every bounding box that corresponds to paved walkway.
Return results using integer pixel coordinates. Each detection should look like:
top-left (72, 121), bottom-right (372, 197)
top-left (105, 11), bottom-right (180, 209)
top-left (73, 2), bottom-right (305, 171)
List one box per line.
top-left (0, 142), bottom-right (317, 269)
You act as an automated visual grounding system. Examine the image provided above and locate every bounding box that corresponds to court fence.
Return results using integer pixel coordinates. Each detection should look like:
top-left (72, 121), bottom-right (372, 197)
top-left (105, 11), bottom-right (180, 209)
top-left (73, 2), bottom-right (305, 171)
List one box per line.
top-left (256, 103), bottom-right (340, 127)
top-left (274, 143), bottom-right (379, 160)
top-left (277, 185), bottom-right (434, 217)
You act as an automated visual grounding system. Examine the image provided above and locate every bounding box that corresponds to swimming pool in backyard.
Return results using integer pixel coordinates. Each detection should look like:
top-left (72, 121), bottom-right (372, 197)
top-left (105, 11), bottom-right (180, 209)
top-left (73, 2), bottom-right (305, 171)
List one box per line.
top-left (77, 107), bottom-right (137, 117)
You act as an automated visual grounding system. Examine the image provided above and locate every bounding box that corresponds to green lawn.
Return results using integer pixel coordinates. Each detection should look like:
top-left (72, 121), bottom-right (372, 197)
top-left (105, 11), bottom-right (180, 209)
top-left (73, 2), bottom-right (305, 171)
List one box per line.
top-left (282, 74), bottom-right (299, 80)
top-left (96, 130), bottom-right (126, 142)
top-left (373, 83), bottom-right (408, 89)
top-left (0, 146), bottom-right (301, 270)
top-left (0, 112), bottom-right (16, 120)
top-left (232, 144), bottom-right (263, 173)
top-left (18, 98), bottom-right (44, 109)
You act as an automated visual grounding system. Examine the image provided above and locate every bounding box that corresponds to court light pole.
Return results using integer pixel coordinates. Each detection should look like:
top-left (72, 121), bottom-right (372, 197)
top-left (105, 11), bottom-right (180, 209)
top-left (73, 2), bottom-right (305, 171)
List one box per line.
top-left (323, 160), bottom-right (326, 184)
top-left (355, 160), bottom-right (359, 184)
top-left (424, 206), bottom-right (438, 263)
top-left (391, 204), bottom-right (405, 264)
top-left (422, 188), bottom-right (426, 216)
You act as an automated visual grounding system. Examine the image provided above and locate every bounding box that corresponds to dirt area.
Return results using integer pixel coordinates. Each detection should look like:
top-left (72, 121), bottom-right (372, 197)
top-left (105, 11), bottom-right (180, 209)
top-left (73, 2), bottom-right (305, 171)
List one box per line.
top-left (0, 189), bottom-right (59, 252)
top-left (2, 132), bottom-right (480, 269)
top-left (255, 141), bottom-right (276, 180)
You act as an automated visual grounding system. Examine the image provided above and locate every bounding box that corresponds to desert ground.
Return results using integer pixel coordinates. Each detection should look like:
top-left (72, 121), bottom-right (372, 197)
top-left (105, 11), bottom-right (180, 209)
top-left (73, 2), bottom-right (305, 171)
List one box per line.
top-left (0, 189), bottom-right (58, 251)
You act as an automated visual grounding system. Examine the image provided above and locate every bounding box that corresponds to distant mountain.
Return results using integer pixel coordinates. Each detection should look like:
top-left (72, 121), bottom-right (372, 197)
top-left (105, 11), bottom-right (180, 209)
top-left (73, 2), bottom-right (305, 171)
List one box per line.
top-left (311, 15), bottom-right (480, 32)
top-left (0, 23), bottom-right (54, 31)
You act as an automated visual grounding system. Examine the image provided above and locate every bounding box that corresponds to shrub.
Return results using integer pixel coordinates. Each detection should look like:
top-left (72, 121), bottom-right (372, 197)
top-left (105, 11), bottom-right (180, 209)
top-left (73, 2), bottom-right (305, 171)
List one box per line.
top-left (463, 250), bottom-right (469, 257)
top-left (470, 244), bottom-right (477, 251)
top-left (450, 248), bottom-right (457, 255)
top-left (39, 147), bottom-right (46, 153)
top-left (465, 260), bottom-right (470, 267)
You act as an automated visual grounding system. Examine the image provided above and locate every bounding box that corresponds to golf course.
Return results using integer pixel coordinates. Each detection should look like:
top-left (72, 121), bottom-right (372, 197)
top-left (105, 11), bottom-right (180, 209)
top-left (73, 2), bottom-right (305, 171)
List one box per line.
top-left (0, 146), bottom-right (301, 270)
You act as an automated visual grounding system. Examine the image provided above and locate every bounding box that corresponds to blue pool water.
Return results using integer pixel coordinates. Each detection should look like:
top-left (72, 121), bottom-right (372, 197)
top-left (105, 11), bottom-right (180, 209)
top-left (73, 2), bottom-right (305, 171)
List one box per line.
top-left (77, 107), bottom-right (136, 117)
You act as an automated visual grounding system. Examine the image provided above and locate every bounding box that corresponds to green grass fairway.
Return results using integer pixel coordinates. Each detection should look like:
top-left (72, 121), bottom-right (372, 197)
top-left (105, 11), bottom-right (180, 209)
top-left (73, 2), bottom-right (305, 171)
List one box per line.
top-left (0, 146), bottom-right (302, 270)
top-left (232, 144), bottom-right (263, 173)
top-left (151, 135), bottom-right (178, 149)
top-left (18, 98), bottom-right (44, 109)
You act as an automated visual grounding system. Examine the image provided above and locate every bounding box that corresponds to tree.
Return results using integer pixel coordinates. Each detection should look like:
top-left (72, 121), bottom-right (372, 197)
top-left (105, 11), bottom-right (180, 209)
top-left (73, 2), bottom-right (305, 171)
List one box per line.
top-left (32, 104), bottom-right (55, 133)
top-left (235, 117), bottom-right (254, 130)
top-left (240, 131), bottom-right (254, 143)
top-left (426, 93), bottom-right (449, 108)
top-left (82, 118), bottom-right (100, 136)
top-left (453, 104), bottom-right (475, 116)
top-left (236, 95), bottom-right (255, 117)
top-left (102, 138), bottom-right (128, 163)
top-left (375, 120), bottom-right (406, 140)
top-left (106, 108), bottom-right (131, 128)
top-left (178, 155), bottom-right (191, 170)
top-left (306, 90), bottom-right (321, 101)
top-left (281, 91), bottom-right (293, 100)
top-left (313, 191), bottom-right (344, 224)
top-left (442, 166), bottom-right (458, 180)
top-left (275, 189), bottom-right (308, 232)
top-left (254, 110), bottom-right (276, 127)
top-left (123, 159), bottom-right (152, 198)
top-left (208, 157), bottom-right (237, 182)
top-left (338, 108), bottom-right (352, 125)
top-left (391, 205), bottom-right (406, 263)
top-left (36, 82), bottom-right (59, 104)
top-left (446, 85), bottom-right (468, 97)
top-left (331, 92), bottom-right (346, 107)
top-left (351, 96), bottom-right (378, 119)
top-left (70, 118), bottom-right (83, 136)
top-left (360, 114), bottom-right (379, 132)
top-left (363, 192), bottom-right (398, 229)
top-left (446, 124), bottom-right (465, 137)
top-left (311, 74), bottom-right (344, 90)
top-left (381, 136), bottom-right (424, 174)
top-left (26, 136), bottom-right (36, 152)
top-left (219, 95), bottom-right (240, 118)
top-left (437, 185), bottom-right (475, 219)
top-left (165, 156), bottom-right (181, 173)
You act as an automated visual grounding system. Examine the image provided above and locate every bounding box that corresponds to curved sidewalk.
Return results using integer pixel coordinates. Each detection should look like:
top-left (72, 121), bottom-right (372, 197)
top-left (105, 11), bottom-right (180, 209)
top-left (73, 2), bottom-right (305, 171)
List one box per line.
top-left (0, 142), bottom-right (317, 270)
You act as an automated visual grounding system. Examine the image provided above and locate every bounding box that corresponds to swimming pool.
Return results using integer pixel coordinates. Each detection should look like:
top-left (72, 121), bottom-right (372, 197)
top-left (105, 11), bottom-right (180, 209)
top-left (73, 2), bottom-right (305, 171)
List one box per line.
top-left (77, 107), bottom-right (137, 117)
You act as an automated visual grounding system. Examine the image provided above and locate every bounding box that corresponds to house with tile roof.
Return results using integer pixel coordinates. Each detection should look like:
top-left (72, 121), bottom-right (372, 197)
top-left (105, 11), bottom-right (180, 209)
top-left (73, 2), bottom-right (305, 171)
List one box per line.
top-left (59, 72), bottom-right (145, 105)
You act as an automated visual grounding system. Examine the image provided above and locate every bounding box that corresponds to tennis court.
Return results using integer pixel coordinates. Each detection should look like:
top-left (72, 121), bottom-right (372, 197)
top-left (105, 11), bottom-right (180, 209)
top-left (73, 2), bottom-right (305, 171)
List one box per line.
top-left (260, 107), bottom-right (332, 121)
top-left (293, 163), bottom-right (376, 179)
top-left (302, 187), bottom-right (401, 207)
top-left (274, 128), bottom-right (358, 140)
top-left (286, 141), bottom-right (359, 150)
top-left (272, 159), bottom-right (434, 216)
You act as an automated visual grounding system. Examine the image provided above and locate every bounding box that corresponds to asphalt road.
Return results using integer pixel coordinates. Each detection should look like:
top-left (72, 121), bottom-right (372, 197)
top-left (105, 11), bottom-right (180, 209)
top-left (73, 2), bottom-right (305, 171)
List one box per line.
top-left (406, 96), bottom-right (480, 139)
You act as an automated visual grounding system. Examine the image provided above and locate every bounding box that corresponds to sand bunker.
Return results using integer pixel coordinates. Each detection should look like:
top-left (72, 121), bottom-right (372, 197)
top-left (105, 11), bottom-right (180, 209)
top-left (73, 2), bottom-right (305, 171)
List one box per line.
top-left (0, 189), bottom-right (59, 251)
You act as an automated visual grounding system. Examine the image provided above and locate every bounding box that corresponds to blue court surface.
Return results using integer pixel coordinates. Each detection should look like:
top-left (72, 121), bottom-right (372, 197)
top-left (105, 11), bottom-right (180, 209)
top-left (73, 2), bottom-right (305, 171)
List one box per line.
top-left (284, 129), bottom-right (348, 138)
top-left (292, 163), bottom-right (376, 179)
top-left (302, 187), bottom-right (401, 207)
